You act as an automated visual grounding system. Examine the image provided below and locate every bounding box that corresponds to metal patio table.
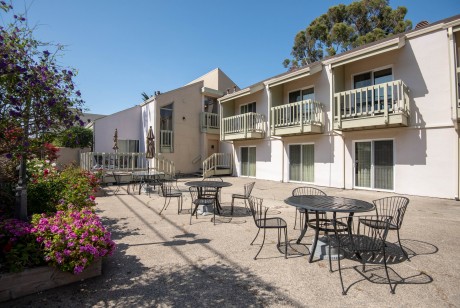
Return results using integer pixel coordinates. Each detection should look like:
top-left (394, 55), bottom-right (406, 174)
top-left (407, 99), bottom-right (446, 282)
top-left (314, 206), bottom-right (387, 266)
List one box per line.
top-left (184, 181), bottom-right (232, 215)
top-left (131, 170), bottom-right (165, 195)
top-left (284, 195), bottom-right (375, 263)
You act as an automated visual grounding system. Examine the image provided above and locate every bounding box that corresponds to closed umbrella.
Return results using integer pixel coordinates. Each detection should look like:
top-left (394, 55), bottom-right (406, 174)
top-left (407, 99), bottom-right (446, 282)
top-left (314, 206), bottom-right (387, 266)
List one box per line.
top-left (113, 128), bottom-right (119, 152)
top-left (146, 126), bottom-right (155, 158)
top-left (146, 126), bottom-right (155, 170)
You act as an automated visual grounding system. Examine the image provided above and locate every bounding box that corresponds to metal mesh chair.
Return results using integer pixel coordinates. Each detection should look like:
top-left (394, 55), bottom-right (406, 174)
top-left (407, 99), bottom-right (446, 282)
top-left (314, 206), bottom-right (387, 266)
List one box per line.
top-left (363, 196), bottom-right (410, 259)
top-left (189, 186), bottom-right (217, 225)
top-left (159, 180), bottom-right (183, 215)
top-left (231, 182), bottom-right (255, 215)
top-left (201, 176), bottom-right (223, 200)
top-left (248, 196), bottom-right (288, 260)
top-left (328, 215), bottom-right (394, 295)
top-left (291, 186), bottom-right (327, 230)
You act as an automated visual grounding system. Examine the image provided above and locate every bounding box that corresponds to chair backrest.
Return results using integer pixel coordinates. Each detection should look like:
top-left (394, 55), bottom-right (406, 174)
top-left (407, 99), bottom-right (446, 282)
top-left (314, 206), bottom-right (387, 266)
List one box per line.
top-left (248, 196), bottom-right (268, 228)
top-left (372, 196), bottom-right (409, 229)
top-left (292, 186), bottom-right (326, 196)
top-left (244, 182), bottom-right (256, 198)
top-left (160, 180), bottom-right (177, 197)
top-left (189, 186), bottom-right (199, 202)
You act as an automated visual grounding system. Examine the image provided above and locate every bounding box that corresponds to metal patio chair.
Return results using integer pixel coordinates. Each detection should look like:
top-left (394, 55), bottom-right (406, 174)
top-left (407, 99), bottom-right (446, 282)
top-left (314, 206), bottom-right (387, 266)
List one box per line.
top-left (328, 215), bottom-right (394, 295)
top-left (291, 186), bottom-right (327, 230)
top-left (189, 186), bottom-right (217, 225)
top-left (248, 196), bottom-right (288, 260)
top-left (159, 180), bottom-right (183, 215)
top-left (363, 196), bottom-right (410, 260)
top-left (231, 182), bottom-right (255, 215)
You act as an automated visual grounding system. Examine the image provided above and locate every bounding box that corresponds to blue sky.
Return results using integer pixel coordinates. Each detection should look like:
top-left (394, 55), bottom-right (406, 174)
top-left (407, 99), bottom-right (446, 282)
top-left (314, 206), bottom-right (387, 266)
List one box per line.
top-left (3, 0), bottom-right (460, 115)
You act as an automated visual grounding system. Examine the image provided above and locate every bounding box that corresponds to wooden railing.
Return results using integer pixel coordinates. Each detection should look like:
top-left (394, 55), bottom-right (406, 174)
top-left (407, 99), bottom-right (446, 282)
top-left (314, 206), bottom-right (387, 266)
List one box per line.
top-left (222, 112), bottom-right (265, 135)
top-left (334, 80), bottom-right (410, 125)
top-left (160, 130), bottom-right (173, 152)
top-left (200, 112), bottom-right (219, 132)
top-left (271, 100), bottom-right (323, 128)
top-left (80, 152), bottom-right (175, 176)
top-left (202, 153), bottom-right (233, 178)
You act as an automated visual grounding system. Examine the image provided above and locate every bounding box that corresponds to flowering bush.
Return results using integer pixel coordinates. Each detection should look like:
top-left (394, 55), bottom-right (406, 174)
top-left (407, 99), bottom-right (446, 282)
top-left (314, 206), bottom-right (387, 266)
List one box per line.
top-left (31, 207), bottom-right (116, 274)
top-left (0, 216), bottom-right (45, 272)
top-left (27, 160), bottom-right (97, 214)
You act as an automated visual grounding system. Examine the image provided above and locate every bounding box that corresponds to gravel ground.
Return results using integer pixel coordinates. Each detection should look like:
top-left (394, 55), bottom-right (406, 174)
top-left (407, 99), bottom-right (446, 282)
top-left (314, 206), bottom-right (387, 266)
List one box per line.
top-left (5, 176), bottom-right (460, 307)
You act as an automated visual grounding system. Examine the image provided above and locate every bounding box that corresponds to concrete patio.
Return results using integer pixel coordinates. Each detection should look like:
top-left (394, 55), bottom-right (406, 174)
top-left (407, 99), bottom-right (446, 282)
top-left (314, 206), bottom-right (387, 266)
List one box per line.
top-left (8, 176), bottom-right (460, 307)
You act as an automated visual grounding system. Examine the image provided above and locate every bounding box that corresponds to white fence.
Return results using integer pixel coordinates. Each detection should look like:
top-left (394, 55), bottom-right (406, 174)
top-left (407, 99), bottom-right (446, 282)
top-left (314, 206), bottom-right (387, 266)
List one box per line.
top-left (80, 152), bottom-right (175, 176)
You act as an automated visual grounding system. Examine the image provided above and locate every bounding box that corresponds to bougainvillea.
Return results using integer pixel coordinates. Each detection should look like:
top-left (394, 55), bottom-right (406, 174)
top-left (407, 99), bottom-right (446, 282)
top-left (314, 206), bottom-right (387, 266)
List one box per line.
top-left (0, 215), bottom-right (44, 272)
top-left (31, 207), bottom-right (116, 274)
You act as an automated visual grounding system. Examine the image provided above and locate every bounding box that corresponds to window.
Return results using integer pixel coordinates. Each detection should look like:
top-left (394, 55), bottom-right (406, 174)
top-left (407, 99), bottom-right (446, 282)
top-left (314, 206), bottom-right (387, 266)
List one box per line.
top-left (241, 146), bottom-right (256, 177)
top-left (353, 68), bottom-right (393, 111)
top-left (118, 140), bottom-right (139, 153)
top-left (240, 102), bottom-right (256, 114)
top-left (160, 103), bottom-right (174, 152)
top-left (289, 88), bottom-right (314, 103)
top-left (289, 144), bottom-right (314, 182)
top-left (204, 96), bottom-right (218, 113)
top-left (355, 140), bottom-right (393, 190)
top-left (353, 68), bottom-right (392, 89)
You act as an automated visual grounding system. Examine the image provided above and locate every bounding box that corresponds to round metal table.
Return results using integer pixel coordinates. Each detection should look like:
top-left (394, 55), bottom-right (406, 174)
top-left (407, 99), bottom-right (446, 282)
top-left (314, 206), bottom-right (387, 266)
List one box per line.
top-left (131, 170), bottom-right (165, 195)
top-left (284, 195), bottom-right (375, 262)
top-left (185, 181), bottom-right (232, 214)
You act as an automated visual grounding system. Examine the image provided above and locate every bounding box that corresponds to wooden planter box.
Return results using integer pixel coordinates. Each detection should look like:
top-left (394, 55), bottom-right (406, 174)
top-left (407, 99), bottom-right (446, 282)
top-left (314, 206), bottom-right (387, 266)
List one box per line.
top-left (0, 259), bottom-right (102, 302)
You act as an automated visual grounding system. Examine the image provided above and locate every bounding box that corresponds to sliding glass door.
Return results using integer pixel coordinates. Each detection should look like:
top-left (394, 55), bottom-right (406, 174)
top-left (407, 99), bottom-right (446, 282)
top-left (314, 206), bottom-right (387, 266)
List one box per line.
top-left (289, 144), bottom-right (314, 182)
top-left (355, 140), bottom-right (393, 190)
top-left (241, 147), bottom-right (256, 177)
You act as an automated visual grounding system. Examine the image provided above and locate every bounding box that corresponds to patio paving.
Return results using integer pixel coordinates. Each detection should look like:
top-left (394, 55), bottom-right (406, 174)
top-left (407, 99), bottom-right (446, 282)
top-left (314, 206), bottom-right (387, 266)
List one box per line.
top-left (7, 176), bottom-right (460, 307)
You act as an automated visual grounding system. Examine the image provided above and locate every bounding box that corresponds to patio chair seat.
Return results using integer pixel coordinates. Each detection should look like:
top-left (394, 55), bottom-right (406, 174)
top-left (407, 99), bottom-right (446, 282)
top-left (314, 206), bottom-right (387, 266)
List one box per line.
top-left (254, 217), bottom-right (287, 228)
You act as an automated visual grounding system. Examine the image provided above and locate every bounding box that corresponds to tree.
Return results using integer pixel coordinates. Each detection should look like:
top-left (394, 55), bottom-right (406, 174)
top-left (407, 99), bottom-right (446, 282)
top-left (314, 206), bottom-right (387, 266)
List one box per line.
top-left (55, 126), bottom-right (93, 148)
top-left (0, 3), bottom-right (86, 219)
top-left (283, 0), bottom-right (412, 69)
top-left (141, 91), bottom-right (151, 101)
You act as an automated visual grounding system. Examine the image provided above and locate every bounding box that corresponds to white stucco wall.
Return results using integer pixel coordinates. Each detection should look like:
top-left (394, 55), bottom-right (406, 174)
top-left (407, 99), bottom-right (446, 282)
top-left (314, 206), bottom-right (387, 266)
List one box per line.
top-left (93, 106), bottom-right (142, 153)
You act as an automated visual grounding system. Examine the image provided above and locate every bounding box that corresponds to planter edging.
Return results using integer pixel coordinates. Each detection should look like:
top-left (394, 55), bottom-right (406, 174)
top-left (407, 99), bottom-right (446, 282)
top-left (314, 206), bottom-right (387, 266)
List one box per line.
top-left (0, 258), bottom-right (102, 302)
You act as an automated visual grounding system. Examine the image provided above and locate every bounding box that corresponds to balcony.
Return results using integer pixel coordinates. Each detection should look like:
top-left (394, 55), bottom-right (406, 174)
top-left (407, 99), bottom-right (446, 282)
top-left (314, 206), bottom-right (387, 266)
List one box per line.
top-left (271, 100), bottom-right (323, 136)
top-left (221, 112), bottom-right (265, 141)
top-left (334, 80), bottom-right (410, 131)
top-left (200, 112), bottom-right (219, 134)
top-left (160, 130), bottom-right (173, 153)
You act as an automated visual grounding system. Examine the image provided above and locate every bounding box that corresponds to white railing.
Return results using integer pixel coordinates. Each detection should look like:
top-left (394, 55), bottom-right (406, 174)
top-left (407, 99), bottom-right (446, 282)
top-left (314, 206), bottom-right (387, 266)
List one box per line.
top-left (200, 112), bottom-right (219, 131)
top-left (334, 80), bottom-right (410, 123)
top-left (160, 130), bottom-right (173, 152)
top-left (80, 152), bottom-right (175, 176)
top-left (271, 100), bottom-right (323, 128)
top-left (222, 112), bottom-right (265, 135)
top-left (202, 153), bottom-right (233, 178)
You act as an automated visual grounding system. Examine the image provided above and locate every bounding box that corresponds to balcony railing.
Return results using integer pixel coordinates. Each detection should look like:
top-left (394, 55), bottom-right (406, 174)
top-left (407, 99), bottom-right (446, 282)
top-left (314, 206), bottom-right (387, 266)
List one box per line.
top-left (271, 100), bottom-right (323, 135)
top-left (334, 80), bottom-right (410, 130)
top-left (160, 130), bottom-right (173, 152)
top-left (221, 112), bottom-right (265, 141)
top-left (200, 112), bottom-right (219, 133)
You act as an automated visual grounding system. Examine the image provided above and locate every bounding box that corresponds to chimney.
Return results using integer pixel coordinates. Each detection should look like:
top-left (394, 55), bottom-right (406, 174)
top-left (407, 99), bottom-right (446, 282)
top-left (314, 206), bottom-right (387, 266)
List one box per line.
top-left (233, 85), bottom-right (237, 93)
top-left (415, 20), bottom-right (429, 29)
top-left (226, 88), bottom-right (230, 94)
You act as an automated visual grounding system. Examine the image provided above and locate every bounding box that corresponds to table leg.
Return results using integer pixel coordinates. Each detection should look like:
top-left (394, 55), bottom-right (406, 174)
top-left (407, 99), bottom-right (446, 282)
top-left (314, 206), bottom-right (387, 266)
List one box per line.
top-left (308, 211), bottom-right (321, 263)
top-left (296, 210), bottom-right (309, 244)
